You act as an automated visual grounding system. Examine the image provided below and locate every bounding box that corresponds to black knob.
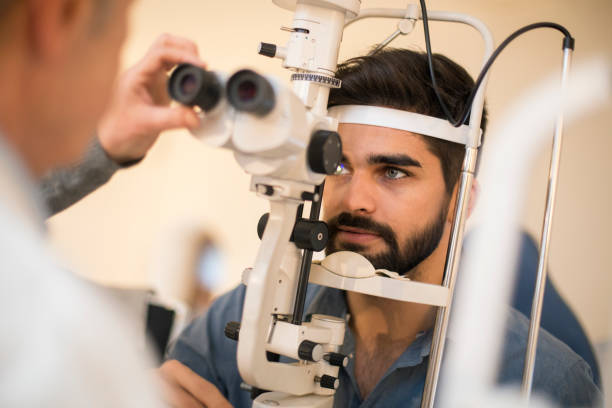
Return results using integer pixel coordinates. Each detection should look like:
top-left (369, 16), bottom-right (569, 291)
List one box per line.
top-left (317, 375), bottom-right (339, 390)
top-left (324, 352), bottom-right (349, 367)
top-left (224, 321), bottom-right (240, 341)
top-left (258, 42), bottom-right (277, 58)
top-left (257, 213), bottom-right (270, 240)
top-left (258, 214), bottom-right (327, 251)
top-left (308, 130), bottom-right (342, 175)
top-left (293, 220), bottom-right (328, 251)
top-left (227, 69), bottom-right (275, 117)
top-left (168, 64), bottom-right (222, 112)
top-left (298, 340), bottom-right (323, 362)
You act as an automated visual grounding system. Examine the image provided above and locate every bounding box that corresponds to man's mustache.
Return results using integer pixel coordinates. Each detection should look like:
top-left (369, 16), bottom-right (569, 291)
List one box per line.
top-left (326, 212), bottom-right (397, 248)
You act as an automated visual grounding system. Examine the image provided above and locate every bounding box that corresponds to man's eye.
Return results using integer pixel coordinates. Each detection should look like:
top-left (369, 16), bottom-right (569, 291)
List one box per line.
top-left (384, 167), bottom-right (408, 180)
top-left (334, 163), bottom-right (349, 175)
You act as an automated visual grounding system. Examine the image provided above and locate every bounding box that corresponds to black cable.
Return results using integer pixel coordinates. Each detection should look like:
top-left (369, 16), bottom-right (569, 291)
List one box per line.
top-left (419, 0), bottom-right (575, 128)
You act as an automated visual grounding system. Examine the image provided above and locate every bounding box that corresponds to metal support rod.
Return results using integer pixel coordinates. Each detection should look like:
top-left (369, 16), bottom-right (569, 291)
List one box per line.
top-left (418, 9), bottom-right (491, 405)
top-left (291, 183), bottom-right (325, 325)
top-left (420, 11), bottom-right (491, 407)
top-left (521, 47), bottom-right (573, 400)
top-left (369, 29), bottom-right (401, 55)
top-left (346, 8), bottom-right (492, 407)
top-left (421, 148), bottom-right (478, 408)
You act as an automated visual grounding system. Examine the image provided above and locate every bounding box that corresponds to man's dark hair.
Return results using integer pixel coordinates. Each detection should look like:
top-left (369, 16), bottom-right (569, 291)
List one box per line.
top-left (328, 48), bottom-right (487, 194)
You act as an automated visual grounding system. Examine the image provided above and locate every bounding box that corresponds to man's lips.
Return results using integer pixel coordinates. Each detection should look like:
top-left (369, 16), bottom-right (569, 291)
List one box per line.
top-left (336, 226), bottom-right (381, 244)
top-left (338, 225), bottom-right (379, 235)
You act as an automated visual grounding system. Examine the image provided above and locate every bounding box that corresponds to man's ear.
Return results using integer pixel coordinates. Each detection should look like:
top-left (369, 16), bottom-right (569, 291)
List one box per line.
top-left (467, 178), bottom-right (479, 218)
top-left (446, 178), bottom-right (479, 222)
top-left (26, 0), bottom-right (92, 60)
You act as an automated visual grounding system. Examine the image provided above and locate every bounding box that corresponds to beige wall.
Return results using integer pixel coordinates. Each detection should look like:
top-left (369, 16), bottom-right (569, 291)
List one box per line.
top-left (48, 0), bottom-right (612, 348)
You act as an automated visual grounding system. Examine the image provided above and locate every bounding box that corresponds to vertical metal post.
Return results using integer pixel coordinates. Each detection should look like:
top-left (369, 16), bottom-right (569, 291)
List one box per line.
top-left (291, 183), bottom-right (325, 325)
top-left (521, 47), bottom-right (573, 400)
top-left (418, 10), bottom-right (492, 407)
top-left (421, 147), bottom-right (479, 408)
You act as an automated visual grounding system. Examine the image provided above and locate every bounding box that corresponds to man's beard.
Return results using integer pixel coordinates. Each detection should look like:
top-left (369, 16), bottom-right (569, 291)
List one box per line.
top-left (325, 202), bottom-right (450, 278)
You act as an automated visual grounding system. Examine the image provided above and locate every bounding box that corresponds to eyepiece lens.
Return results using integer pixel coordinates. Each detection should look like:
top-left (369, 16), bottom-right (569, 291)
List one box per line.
top-left (180, 74), bottom-right (199, 95)
top-left (226, 69), bottom-right (275, 117)
top-left (167, 64), bottom-right (222, 112)
top-left (238, 80), bottom-right (257, 102)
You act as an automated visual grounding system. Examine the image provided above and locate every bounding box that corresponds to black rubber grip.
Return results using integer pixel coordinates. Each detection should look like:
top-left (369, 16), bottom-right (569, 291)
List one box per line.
top-left (319, 375), bottom-right (339, 390)
top-left (224, 321), bottom-right (240, 341)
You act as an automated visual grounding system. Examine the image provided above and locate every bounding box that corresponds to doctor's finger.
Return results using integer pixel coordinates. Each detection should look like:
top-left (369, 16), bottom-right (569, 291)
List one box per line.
top-left (159, 363), bottom-right (204, 408)
top-left (151, 33), bottom-right (200, 57)
top-left (141, 46), bottom-right (206, 75)
top-left (160, 360), bottom-right (233, 408)
top-left (162, 380), bottom-right (204, 408)
top-left (142, 106), bottom-right (200, 133)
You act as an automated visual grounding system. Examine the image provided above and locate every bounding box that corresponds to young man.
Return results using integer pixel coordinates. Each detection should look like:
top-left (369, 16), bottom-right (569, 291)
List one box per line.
top-left (0, 0), bottom-right (206, 405)
top-left (161, 49), bottom-right (601, 407)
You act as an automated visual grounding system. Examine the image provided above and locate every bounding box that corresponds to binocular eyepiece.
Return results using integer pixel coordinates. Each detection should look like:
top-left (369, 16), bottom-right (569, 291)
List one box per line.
top-left (167, 64), bottom-right (222, 112)
top-left (168, 65), bottom-right (275, 116)
top-left (226, 69), bottom-right (275, 116)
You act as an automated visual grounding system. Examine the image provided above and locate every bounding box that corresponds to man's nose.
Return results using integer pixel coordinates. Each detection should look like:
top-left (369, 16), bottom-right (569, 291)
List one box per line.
top-left (341, 173), bottom-right (376, 214)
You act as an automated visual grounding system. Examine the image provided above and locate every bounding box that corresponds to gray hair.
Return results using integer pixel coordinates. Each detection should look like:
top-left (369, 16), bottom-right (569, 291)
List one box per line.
top-left (0, 1), bottom-right (111, 34)
top-left (0, 0), bottom-right (19, 19)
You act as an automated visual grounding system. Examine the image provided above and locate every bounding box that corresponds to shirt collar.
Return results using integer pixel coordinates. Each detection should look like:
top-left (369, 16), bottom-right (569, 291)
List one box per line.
top-left (304, 285), bottom-right (348, 321)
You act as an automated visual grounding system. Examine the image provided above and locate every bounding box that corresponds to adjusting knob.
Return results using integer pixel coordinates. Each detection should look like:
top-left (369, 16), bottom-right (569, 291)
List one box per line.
top-left (224, 321), bottom-right (240, 341)
top-left (316, 375), bottom-right (339, 390)
top-left (308, 130), bottom-right (342, 175)
top-left (258, 214), bottom-right (328, 252)
top-left (257, 213), bottom-right (270, 240)
top-left (324, 352), bottom-right (349, 367)
top-left (298, 340), bottom-right (323, 362)
top-left (258, 42), bottom-right (277, 58)
top-left (293, 220), bottom-right (328, 251)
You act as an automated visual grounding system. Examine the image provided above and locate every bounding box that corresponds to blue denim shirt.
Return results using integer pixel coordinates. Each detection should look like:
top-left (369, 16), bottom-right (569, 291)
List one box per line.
top-left (167, 284), bottom-right (601, 407)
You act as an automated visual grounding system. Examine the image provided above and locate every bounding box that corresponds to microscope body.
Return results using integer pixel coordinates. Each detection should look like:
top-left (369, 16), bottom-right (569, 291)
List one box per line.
top-left (165, 0), bottom-right (543, 406)
top-left (168, 0), bottom-right (364, 405)
top-left (186, 75), bottom-right (345, 402)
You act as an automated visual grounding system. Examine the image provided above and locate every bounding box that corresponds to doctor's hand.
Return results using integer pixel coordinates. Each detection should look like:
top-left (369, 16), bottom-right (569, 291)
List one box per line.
top-left (97, 34), bottom-right (205, 164)
top-left (158, 359), bottom-right (233, 408)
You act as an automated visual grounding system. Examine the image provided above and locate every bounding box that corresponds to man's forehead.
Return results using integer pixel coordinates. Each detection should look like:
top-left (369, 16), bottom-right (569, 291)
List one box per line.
top-left (337, 122), bottom-right (427, 148)
top-left (329, 105), bottom-right (474, 146)
top-left (337, 123), bottom-right (434, 166)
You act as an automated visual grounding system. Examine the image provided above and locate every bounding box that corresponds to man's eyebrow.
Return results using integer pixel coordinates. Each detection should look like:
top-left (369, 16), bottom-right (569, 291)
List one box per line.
top-left (367, 154), bottom-right (422, 168)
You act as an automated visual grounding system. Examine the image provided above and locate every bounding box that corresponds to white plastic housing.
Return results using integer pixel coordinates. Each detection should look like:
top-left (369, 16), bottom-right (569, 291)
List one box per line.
top-left (232, 77), bottom-right (308, 157)
top-left (266, 319), bottom-right (344, 363)
top-left (254, 392), bottom-right (334, 408)
top-left (187, 72), bottom-right (235, 148)
top-left (232, 74), bottom-right (336, 184)
top-left (309, 254), bottom-right (450, 307)
top-left (275, 0), bottom-right (360, 75)
top-left (238, 200), bottom-right (343, 397)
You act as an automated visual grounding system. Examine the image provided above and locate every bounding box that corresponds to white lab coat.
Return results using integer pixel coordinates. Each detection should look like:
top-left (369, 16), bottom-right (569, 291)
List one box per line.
top-left (0, 135), bottom-right (163, 407)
